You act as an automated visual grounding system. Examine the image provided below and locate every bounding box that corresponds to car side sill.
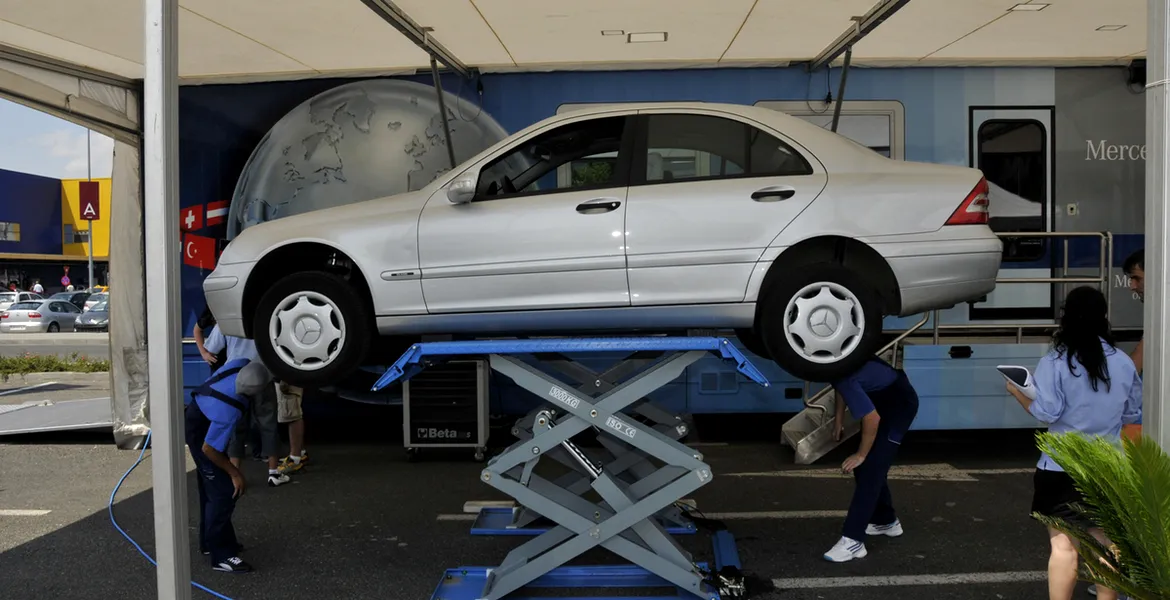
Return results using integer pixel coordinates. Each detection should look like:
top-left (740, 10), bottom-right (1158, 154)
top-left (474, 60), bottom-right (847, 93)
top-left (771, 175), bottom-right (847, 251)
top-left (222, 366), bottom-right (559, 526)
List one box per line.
top-left (375, 303), bottom-right (756, 336)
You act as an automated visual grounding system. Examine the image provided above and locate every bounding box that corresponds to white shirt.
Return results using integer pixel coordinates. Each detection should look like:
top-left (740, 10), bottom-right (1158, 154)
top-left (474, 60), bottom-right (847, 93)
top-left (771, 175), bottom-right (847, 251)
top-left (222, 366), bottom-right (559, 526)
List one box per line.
top-left (31, 284), bottom-right (43, 294)
top-left (203, 324), bottom-right (263, 365)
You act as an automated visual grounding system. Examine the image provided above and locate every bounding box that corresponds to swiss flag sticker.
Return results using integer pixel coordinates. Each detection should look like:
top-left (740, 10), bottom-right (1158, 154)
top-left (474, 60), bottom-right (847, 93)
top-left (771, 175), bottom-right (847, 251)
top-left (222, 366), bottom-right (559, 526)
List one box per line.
top-left (180, 205), bottom-right (203, 232)
top-left (183, 233), bottom-right (217, 270)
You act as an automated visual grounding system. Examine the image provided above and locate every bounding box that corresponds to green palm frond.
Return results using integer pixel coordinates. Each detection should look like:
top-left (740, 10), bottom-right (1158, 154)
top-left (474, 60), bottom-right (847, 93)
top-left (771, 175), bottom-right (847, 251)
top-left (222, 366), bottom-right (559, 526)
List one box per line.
top-left (1035, 431), bottom-right (1170, 600)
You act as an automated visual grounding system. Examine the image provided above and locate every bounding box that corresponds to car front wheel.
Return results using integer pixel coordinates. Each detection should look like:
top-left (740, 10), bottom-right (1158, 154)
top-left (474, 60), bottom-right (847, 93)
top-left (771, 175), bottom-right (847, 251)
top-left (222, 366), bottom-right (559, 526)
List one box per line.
top-left (253, 271), bottom-right (372, 388)
top-left (758, 263), bottom-right (883, 383)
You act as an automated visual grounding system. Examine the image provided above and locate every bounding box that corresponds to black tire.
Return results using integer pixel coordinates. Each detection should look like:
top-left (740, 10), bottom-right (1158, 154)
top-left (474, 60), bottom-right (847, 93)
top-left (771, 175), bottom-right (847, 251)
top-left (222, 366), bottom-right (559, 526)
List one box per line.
top-left (253, 271), bottom-right (372, 388)
top-left (48, 322), bottom-right (60, 333)
top-left (758, 263), bottom-right (883, 383)
top-left (733, 327), bottom-right (772, 360)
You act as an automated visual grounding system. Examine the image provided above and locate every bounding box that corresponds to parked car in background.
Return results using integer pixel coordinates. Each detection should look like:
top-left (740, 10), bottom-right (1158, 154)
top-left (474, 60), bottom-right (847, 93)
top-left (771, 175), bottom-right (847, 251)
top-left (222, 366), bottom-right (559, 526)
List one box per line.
top-left (204, 102), bottom-right (1002, 387)
top-left (1, 299), bottom-right (83, 333)
top-left (84, 292), bottom-right (108, 311)
top-left (0, 291), bottom-right (45, 312)
top-left (49, 291), bottom-right (92, 310)
top-left (74, 297), bottom-right (109, 332)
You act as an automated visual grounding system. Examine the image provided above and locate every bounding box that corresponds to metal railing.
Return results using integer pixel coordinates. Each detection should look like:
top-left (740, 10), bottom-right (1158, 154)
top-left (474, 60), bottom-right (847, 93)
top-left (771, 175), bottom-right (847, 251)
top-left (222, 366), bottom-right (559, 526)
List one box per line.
top-left (925, 231), bottom-right (1114, 345)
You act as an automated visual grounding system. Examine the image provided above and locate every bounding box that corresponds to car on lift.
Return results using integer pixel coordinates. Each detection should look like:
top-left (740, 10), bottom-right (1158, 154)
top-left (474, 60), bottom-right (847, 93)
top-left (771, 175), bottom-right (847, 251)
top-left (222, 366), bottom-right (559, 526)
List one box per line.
top-left (203, 102), bottom-right (1002, 388)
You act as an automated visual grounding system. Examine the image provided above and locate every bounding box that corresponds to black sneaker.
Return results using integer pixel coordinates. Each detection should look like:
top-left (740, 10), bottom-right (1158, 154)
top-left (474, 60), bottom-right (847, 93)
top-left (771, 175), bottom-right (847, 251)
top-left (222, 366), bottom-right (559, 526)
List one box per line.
top-left (213, 556), bottom-right (253, 573)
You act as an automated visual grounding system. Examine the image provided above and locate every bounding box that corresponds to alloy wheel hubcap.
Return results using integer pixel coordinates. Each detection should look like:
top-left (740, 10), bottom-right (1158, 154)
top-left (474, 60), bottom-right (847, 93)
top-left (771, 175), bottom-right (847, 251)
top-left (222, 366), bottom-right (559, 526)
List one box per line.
top-left (269, 291), bottom-right (345, 371)
top-left (782, 281), bottom-right (864, 364)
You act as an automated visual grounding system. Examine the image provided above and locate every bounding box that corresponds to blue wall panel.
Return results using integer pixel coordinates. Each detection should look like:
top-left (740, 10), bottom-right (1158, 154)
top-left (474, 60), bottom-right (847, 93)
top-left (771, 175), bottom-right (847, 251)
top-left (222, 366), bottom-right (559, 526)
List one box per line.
top-left (0, 168), bottom-right (62, 255)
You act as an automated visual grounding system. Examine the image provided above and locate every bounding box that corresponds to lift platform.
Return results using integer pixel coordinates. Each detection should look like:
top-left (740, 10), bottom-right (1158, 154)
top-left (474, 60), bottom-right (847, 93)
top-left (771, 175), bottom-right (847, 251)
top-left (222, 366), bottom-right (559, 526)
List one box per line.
top-left (371, 336), bottom-right (767, 600)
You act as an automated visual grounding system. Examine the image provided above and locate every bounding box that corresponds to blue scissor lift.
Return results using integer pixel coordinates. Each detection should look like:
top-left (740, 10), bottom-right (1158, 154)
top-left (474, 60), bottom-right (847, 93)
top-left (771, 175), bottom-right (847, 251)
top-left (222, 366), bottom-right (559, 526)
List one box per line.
top-left (372, 336), bottom-right (766, 600)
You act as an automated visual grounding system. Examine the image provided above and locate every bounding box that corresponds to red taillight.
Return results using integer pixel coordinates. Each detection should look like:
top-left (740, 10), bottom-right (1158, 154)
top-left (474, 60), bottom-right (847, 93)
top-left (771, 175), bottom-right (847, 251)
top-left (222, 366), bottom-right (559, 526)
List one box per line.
top-left (0, 312), bottom-right (6, 319)
top-left (28, 312), bottom-right (41, 319)
top-left (945, 177), bottom-right (990, 226)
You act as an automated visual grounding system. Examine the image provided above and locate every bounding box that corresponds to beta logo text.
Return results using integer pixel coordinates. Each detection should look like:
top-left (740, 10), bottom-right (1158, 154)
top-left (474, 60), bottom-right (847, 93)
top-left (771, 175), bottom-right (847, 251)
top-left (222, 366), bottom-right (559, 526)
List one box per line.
top-left (417, 427), bottom-right (468, 440)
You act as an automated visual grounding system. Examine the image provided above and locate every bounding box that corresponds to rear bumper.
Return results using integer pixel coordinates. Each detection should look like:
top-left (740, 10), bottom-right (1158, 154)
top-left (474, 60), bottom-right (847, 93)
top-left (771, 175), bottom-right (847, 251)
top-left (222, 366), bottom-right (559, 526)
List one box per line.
top-left (884, 236), bottom-right (1003, 316)
top-left (0, 322), bottom-right (50, 333)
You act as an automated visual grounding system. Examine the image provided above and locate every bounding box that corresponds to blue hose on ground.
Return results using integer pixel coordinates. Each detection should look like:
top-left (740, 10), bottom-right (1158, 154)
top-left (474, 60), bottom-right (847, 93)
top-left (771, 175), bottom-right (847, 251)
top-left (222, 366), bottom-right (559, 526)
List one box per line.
top-left (108, 430), bottom-right (236, 600)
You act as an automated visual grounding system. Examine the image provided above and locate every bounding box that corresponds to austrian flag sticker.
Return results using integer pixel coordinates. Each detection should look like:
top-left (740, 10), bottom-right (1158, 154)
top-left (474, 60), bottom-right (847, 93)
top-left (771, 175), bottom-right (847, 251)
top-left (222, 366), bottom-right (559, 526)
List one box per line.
top-left (206, 200), bottom-right (229, 226)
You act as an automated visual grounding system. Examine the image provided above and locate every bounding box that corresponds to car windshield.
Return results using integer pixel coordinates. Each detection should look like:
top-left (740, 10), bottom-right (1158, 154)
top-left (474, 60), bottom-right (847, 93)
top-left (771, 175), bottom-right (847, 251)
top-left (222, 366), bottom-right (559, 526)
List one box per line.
top-left (50, 293), bottom-right (74, 300)
top-left (9, 302), bottom-right (41, 311)
top-left (0, 292), bottom-right (14, 303)
top-left (89, 300), bottom-right (109, 312)
top-left (90, 294), bottom-right (108, 303)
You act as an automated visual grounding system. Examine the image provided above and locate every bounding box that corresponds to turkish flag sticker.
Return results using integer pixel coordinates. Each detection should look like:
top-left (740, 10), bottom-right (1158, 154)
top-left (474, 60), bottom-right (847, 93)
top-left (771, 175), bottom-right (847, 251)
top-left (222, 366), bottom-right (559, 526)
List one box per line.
top-left (180, 205), bottom-right (203, 232)
top-left (183, 233), bottom-right (217, 270)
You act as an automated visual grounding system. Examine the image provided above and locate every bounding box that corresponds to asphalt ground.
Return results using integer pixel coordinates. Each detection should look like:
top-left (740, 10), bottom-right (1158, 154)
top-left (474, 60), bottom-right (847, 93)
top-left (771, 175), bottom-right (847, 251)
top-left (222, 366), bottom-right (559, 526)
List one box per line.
top-left (0, 332), bottom-right (110, 359)
top-left (0, 410), bottom-right (1098, 600)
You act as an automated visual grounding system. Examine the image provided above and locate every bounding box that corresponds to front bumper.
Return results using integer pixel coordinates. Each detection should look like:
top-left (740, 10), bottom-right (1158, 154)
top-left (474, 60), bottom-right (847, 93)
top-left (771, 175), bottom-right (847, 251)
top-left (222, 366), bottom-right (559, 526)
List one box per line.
top-left (202, 261), bottom-right (253, 338)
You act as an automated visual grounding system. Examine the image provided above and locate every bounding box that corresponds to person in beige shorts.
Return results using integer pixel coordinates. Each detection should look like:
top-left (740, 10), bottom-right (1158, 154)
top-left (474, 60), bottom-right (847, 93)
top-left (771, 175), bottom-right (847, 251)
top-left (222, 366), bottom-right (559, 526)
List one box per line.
top-left (276, 381), bottom-right (310, 475)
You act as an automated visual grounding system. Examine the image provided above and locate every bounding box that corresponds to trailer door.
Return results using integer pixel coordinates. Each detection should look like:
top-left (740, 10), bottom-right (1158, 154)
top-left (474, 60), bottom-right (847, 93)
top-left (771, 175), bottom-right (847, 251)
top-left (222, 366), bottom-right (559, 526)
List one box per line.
top-left (967, 107), bottom-right (1055, 322)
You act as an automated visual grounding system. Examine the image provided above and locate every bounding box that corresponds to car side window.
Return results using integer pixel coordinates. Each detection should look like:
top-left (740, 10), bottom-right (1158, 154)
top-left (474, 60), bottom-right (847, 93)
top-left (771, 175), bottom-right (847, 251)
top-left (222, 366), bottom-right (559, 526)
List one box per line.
top-left (642, 114), bottom-right (812, 183)
top-left (49, 302), bottom-right (62, 313)
top-left (476, 116), bottom-right (629, 200)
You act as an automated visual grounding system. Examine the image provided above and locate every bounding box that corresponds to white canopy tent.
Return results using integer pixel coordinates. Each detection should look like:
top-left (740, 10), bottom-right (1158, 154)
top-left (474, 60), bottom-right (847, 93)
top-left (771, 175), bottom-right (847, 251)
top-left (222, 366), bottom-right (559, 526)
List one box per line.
top-left (0, 0), bottom-right (1150, 85)
top-left (0, 0), bottom-right (1163, 597)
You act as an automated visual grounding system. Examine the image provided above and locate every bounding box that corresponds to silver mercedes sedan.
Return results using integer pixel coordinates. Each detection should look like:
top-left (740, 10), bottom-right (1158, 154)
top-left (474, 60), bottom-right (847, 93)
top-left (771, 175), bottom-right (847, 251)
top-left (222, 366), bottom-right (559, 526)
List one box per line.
top-left (204, 102), bottom-right (1001, 387)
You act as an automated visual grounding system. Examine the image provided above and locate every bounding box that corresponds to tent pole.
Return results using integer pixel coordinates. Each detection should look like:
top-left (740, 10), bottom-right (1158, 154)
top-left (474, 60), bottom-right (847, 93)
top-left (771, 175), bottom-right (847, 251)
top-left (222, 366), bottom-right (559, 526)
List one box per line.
top-left (830, 47), bottom-right (852, 133)
top-left (1145, 0), bottom-right (1170, 451)
top-left (143, 0), bottom-right (191, 596)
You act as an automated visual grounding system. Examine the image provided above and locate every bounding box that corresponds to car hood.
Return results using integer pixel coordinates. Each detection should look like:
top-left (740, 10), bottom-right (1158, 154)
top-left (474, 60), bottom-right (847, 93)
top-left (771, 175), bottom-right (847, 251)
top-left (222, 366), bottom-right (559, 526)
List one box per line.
top-left (218, 188), bottom-right (432, 265)
top-left (79, 310), bottom-right (109, 322)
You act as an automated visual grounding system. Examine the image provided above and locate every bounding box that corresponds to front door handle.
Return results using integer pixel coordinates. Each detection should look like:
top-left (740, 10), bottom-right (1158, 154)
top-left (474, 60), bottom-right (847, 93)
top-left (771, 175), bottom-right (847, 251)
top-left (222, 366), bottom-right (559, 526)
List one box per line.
top-left (576, 198), bottom-right (622, 214)
top-left (751, 186), bottom-right (796, 201)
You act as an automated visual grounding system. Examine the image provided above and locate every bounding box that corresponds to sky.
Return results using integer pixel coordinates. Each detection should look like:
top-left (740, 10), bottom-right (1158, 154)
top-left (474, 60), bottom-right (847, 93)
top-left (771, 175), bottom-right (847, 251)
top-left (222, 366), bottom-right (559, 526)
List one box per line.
top-left (0, 97), bottom-right (114, 180)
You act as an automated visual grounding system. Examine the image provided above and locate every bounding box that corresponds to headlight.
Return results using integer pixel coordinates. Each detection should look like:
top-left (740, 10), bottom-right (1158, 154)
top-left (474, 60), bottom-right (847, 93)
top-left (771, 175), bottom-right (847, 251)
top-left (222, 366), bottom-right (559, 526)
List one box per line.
top-left (75, 316), bottom-right (82, 324)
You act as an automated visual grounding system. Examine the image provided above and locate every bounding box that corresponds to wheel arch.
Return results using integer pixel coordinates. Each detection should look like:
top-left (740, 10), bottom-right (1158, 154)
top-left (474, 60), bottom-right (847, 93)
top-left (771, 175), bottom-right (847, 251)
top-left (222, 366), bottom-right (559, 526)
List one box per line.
top-left (241, 242), bottom-right (374, 338)
top-left (754, 236), bottom-right (901, 324)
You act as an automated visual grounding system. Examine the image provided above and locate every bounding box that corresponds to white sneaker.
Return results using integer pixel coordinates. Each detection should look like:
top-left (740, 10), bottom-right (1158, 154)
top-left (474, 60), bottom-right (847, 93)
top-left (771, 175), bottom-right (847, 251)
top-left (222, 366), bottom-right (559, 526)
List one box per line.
top-left (1087, 584), bottom-right (1097, 596)
top-left (267, 473), bottom-right (290, 487)
top-left (866, 519), bottom-right (903, 537)
top-left (823, 536), bottom-right (867, 562)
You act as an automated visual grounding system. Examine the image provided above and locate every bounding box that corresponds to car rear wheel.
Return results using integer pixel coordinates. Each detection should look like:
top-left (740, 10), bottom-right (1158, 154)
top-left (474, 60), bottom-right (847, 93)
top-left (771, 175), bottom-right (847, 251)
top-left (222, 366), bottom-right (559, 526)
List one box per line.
top-left (47, 322), bottom-right (59, 333)
top-left (758, 263), bottom-right (882, 383)
top-left (253, 271), bottom-right (372, 388)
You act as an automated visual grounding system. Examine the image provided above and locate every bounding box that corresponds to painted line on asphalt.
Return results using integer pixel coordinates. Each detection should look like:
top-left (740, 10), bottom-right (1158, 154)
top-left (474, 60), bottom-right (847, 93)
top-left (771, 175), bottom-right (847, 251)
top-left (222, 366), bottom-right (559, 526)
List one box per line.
top-left (771, 570), bottom-right (1047, 589)
top-left (0, 382), bottom-right (57, 397)
top-left (703, 510), bottom-right (845, 520)
top-left (964, 467), bottom-right (1035, 475)
top-left (726, 463), bottom-right (1034, 482)
top-left (0, 509), bottom-right (52, 516)
top-left (438, 509), bottom-right (837, 522)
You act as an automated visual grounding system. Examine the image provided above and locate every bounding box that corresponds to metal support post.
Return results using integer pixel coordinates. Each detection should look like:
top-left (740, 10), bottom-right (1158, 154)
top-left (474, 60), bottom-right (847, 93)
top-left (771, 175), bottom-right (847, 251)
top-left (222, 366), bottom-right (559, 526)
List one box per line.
top-left (1145, 0), bottom-right (1170, 451)
top-left (430, 56), bottom-right (457, 169)
top-left (830, 47), bottom-right (852, 133)
top-left (86, 129), bottom-right (94, 289)
top-left (144, 0), bottom-right (191, 597)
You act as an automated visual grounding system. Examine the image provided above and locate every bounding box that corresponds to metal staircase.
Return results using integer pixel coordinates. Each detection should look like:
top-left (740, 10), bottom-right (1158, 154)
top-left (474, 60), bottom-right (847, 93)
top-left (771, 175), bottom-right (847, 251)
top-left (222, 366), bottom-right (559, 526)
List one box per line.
top-left (780, 313), bottom-right (928, 465)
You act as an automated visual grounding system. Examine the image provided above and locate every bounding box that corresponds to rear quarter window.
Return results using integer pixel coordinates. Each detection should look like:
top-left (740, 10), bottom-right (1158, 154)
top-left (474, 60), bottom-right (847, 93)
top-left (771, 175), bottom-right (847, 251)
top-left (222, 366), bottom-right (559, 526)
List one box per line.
top-left (9, 302), bottom-right (41, 310)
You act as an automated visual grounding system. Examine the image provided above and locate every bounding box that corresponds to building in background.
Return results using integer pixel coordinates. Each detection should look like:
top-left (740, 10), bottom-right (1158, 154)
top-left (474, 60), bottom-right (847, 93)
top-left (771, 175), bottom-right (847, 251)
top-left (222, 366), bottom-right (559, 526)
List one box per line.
top-left (0, 167), bottom-right (109, 292)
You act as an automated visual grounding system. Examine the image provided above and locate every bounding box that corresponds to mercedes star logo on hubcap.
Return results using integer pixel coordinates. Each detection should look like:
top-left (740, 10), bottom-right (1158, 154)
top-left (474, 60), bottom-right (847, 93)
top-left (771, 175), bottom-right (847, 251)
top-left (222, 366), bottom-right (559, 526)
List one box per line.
top-left (294, 317), bottom-right (322, 345)
top-left (808, 307), bottom-right (839, 337)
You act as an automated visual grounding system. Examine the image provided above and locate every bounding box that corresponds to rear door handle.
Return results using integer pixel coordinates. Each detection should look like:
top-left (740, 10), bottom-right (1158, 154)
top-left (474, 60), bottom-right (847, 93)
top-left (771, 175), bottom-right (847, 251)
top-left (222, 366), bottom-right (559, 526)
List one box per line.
top-left (576, 198), bottom-right (622, 214)
top-left (751, 186), bottom-right (796, 201)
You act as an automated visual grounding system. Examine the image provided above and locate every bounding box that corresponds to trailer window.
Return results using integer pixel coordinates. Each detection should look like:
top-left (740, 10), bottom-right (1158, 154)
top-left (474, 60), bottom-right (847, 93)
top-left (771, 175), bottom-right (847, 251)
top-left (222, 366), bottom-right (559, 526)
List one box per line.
top-left (977, 120), bottom-right (1046, 262)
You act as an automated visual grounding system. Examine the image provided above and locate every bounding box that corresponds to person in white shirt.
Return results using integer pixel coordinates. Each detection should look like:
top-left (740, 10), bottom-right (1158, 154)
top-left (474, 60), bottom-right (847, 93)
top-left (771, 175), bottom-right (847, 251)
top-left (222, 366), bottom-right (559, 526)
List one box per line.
top-left (31, 280), bottom-right (43, 295)
top-left (202, 324), bottom-right (289, 487)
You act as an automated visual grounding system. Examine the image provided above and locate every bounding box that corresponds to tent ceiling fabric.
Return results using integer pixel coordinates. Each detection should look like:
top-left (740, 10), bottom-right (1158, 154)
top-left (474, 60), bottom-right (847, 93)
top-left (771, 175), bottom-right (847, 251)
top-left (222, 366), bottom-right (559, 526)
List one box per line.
top-left (0, 0), bottom-right (1148, 84)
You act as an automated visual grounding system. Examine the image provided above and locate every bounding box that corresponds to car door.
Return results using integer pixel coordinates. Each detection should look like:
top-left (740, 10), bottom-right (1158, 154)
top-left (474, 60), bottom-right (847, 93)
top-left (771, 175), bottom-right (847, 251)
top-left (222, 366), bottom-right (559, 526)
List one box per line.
top-left (623, 109), bottom-right (827, 306)
top-left (418, 113), bottom-right (636, 313)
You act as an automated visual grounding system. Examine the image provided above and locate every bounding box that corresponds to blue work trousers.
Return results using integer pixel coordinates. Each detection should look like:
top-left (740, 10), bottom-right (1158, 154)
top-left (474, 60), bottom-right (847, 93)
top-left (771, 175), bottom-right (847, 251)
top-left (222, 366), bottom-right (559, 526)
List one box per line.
top-left (842, 426), bottom-right (901, 541)
top-left (185, 403), bottom-right (240, 564)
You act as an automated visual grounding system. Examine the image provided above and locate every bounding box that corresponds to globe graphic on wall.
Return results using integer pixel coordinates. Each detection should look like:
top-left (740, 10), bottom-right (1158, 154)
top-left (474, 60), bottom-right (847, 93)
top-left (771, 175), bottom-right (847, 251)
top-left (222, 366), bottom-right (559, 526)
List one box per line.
top-left (227, 79), bottom-right (511, 238)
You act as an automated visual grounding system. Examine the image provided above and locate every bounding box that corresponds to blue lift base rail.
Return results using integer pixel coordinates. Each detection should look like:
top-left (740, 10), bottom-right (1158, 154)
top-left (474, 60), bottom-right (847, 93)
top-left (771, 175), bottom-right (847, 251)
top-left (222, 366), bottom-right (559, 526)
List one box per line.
top-left (430, 564), bottom-right (720, 600)
top-left (471, 507), bottom-right (697, 536)
top-left (372, 336), bottom-right (770, 391)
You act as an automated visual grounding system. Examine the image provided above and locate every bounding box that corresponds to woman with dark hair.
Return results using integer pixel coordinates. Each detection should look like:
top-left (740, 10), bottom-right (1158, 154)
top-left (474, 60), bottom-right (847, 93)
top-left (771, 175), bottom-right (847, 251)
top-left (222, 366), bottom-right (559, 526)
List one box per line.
top-left (1006, 286), bottom-right (1142, 600)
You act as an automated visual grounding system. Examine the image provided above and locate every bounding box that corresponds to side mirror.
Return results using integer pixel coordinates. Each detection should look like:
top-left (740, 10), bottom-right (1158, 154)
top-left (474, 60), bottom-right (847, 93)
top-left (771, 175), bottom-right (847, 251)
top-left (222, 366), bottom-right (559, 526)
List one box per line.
top-left (446, 172), bottom-right (477, 204)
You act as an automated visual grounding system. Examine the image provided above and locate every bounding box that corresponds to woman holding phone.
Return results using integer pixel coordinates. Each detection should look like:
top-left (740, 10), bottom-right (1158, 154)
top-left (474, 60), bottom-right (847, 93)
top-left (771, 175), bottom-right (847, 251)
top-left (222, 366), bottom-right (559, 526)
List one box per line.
top-left (1005, 286), bottom-right (1142, 600)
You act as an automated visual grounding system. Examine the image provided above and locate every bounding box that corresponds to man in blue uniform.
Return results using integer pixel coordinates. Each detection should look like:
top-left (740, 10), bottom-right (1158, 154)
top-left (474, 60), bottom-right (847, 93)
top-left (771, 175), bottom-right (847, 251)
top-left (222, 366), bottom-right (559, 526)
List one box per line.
top-left (824, 356), bottom-right (920, 562)
top-left (185, 358), bottom-right (271, 573)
